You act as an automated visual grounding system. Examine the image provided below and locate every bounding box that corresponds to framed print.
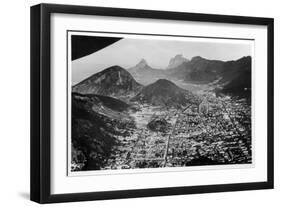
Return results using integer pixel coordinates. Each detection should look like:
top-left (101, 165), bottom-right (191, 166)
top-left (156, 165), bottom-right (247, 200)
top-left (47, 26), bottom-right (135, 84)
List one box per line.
top-left (30, 3), bottom-right (274, 203)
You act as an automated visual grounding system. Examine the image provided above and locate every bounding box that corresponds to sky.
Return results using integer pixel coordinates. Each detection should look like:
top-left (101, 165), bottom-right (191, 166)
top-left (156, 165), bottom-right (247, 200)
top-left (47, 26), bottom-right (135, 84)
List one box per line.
top-left (71, 37), bottom-right (252, 85)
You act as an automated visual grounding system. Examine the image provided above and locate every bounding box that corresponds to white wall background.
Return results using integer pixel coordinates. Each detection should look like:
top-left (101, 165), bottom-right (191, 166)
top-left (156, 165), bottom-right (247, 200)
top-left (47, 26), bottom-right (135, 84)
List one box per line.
top-left (0, 0), bottom-right (279, 206)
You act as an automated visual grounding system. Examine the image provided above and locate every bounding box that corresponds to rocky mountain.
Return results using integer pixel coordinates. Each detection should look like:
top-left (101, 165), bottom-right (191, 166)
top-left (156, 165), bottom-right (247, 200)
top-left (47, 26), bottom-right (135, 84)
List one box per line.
top-left (127, 59), bottom-right (165, 85)
top-left (72, 65), bottom-right (142, 99)
top-left (71, 92), bottom-right (135, 171)
top-left (127, 56), bottom-right (251, 90)
top-left (131, 79), bottom-right (198, 107)
top-left (167, 54), bottom-right (189, 69)
top-left (167, 56), bottom-right (252, 85)
top-left (73, 56), bottom-right (251, 102)
top-left (167, 56), bottom-right (224, 83)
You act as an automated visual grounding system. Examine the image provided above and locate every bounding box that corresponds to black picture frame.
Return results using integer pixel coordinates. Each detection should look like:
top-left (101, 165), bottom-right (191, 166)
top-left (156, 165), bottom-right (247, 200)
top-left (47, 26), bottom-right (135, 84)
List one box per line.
top-left (30, 3), bottom-right (274, 204)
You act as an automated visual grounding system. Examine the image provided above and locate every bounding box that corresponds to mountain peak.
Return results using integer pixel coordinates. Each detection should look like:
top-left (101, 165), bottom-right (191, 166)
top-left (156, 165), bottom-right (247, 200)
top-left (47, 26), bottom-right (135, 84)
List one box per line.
top-left (167, 54), bottom-right (189, 69)
top-left (72, 65), bottom-right (142, 98)
top-left (104, 65), bottom-right (125, 72)
top-left (175, 54), bottom-right (184, 58)
top-left (191, 56), bottom-right (205, 61)
top-left (136, 58), bottom-right (148, 67)
top-left (154, 79), bottom-right (176, 86)
top-left (131, 78), bottom-right (196, 107)
top-left (128, 58), bottom-right (152, 73)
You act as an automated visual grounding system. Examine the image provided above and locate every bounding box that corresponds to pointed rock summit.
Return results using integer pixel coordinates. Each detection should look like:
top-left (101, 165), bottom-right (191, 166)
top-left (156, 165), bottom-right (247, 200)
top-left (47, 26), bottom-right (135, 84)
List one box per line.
top-left (127, 58), bottom-right (166, 85)
top-left (127, 59), bottom-right (151, 74)
top-left (130, 58), bottom-right (151, 72)
top-left (136, 58), bottom-right (148, 67)
top-left (167, 54), bottom-right (189, 69)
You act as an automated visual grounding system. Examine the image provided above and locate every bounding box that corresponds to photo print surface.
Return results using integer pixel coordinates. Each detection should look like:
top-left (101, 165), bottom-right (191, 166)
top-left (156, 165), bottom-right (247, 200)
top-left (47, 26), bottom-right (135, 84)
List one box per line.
top-left (69, 32), bottom-right (253, 174)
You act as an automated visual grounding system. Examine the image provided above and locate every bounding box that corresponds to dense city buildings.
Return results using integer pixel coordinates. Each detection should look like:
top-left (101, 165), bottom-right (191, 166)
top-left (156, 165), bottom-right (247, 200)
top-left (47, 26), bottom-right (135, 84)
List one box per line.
top-left (100, 93), bottom-right (252, 170)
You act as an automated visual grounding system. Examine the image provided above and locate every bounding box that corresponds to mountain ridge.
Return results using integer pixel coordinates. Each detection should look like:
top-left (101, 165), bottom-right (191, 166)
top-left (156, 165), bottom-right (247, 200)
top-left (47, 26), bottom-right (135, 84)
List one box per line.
top-left (167, 54), bottom-right (189, 69)
top-left (167, 56), bottom-right (251, 84)
top-left (131, 79), bottom-right (198, 107)
top-left (127, 59), bottom-right (166, 85)
top-left (72, 65), bottom-right (143, 99)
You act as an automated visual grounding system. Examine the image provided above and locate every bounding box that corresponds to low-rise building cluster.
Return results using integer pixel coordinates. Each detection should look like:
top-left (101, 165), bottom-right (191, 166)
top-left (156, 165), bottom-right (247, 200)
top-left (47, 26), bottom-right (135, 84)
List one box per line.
top-left (102, 95), bottom-right (252, 170)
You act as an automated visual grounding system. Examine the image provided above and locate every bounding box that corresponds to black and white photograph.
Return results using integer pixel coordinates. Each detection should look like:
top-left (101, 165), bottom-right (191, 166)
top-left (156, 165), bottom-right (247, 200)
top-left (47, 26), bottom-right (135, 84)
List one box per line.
top-left (29, 3), bottom-right (274, 203)
top-left (69, 32), bottom-right (253, 173)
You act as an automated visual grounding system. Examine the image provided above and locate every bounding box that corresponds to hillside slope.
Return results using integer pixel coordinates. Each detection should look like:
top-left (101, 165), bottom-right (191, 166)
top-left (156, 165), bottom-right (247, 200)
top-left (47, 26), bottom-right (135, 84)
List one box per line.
top-left (73, 65), bottom-right (143, 99)
top-left (71, 93), bottom-right (135, 171)
top-left (132, 79), bottom-right (198, 107)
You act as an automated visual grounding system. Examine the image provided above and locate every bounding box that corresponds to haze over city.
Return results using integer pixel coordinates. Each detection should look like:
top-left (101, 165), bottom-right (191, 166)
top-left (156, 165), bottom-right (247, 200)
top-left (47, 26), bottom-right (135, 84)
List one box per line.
top-left (71, 37), bottom-right (252, 84)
